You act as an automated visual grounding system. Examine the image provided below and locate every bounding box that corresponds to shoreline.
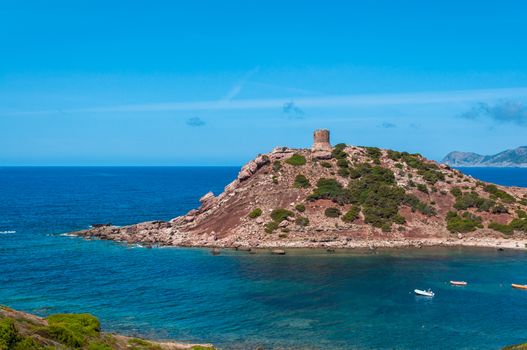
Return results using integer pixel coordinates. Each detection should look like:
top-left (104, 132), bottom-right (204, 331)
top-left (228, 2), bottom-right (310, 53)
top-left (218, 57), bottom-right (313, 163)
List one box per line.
top-left (0, 305), bottom-right (215, 350)
top-left (69, 233), bottom-right (527, 252)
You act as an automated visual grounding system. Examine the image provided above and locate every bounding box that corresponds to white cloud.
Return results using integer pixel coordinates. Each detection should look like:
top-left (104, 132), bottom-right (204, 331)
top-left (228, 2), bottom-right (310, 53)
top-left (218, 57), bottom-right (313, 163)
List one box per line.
top-left (9, 87), bottom-right (527, 116)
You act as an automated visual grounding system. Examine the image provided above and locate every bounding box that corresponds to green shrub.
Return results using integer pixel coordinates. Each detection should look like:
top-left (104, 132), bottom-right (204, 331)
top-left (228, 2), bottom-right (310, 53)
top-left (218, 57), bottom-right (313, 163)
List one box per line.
top-left (325, 207), bottom-right (341, 218)
top-left (248, 208), bottom-right (262, 218)
top-left (394, 214), bottom-right (406, 224)
top-left (342, 206), bottom-right (360, 223)
top-left (450, 187), bottom-right (462, 197)
top-left (394, 163), bottom-right (403, 169)
top-left (404, 195), bottom-right (436, 216)
top-left (517, 210), bottom-right (527, 219)
top-left (510, 218), bottom-right (527, 232)
top-left (401, 153), bottom-right (428, 169)
top-left (191, 346), bottom-right (216, 350)
top-left (272, 160), bottom-right (282, 172)
top-left (12, 337), bottom-right (41, 350)
top-left (489, 217), bottom-right (527, 234)
top-left (270, 208), bottom-right (294, 222)
top-left (295, 216), bottom-right (310, 226)
top-left (348, 166), bottom-right (401, 229)
top-left (492, 205), bottom-right (508, 214)
top-left (337, 167), bottom-right (350, 177)
top-left (488, 222), bottom-right (513, 235)
top-left (45, 313), bottom-right (100, 348)
top-left (446, 211), bottom-right (483, 233)
top-left (347, 164), bottom-right (434, 230)
top-left (0, 318), bottom-right (19, 349)
top-left (331, 144), bottom-right (348, 159)
top-left (502, 343), bottom-right (527, 350)
top-left (264, 221), bottom-right (279, 233)
top-left (484, 184), bottom-right (515, 203)
top-left (293, 175), bottom-right (310, 188)
top-left (387, 150), bottom-right (402, 161)
top-left (128, 338), bottom-right (163, 350)
top-left (364, 147), bottom-right (382, 161)
top-left (397, 153), bottom-right (444, 184)
top-left (308, 178), bottom-right (351, 205)
top-left (419, 169), bottom-right (445, 184)
top-left (88, 342), bottom-right (113, 350)
top-left (272, 175), bottom-right (278, 184)
top-left (285, 153), bottom-right (306, 166)
top-left (320, 161), bottom-right (332, 168)
top-left (336, 158), bottom-right (349, 168)
top-left (295, 203), bottom-right (306, 212)
top-left (417, 183), bottom-right (428, 193)
top-left (453, 191), bottom-right (495, 212)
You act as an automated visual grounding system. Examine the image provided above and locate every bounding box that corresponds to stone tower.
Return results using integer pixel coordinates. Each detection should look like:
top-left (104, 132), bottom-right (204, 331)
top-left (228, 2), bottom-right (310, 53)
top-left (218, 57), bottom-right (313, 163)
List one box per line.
top-left (312, 129), bottom-right (332, 152)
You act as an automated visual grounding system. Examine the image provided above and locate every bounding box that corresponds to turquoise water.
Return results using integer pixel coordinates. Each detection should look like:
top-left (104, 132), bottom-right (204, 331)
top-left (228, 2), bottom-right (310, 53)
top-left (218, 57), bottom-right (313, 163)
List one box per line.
top-left (1, 167), bottom-right (527, 349)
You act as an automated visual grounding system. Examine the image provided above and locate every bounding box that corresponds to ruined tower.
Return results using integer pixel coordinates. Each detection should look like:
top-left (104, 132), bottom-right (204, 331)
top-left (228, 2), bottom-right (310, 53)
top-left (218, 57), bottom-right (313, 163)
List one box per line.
top-left (312, 129), bottom-right (332, 152)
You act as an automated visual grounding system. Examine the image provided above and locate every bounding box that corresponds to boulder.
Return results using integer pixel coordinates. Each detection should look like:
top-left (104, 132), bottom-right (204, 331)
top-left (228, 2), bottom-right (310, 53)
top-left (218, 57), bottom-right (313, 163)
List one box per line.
top-left (224, 179), bottom-right (239, 193)
top-left (199, 191), bottom-right (217, 212)
top-left (237, 155), bottom-right (270, 181)
top-left (312, 150), bottom-right (332, 160)
top-left (211, 248), bottom-right (221, 255)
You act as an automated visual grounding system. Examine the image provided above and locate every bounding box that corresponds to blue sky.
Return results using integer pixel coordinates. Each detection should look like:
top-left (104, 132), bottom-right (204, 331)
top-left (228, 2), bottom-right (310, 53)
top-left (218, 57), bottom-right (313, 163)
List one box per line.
top-left (2, 0), bottom-right (527, 165)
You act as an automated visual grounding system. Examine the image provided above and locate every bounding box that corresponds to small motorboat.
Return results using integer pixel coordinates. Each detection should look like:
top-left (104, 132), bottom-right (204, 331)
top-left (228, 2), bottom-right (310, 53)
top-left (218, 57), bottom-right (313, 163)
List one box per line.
top-left (414, 289), bottom-right (435, 297)
top-left (450, 281), bottom-right (467, 286)
top-left (512, 284), bottom-right (527, 290)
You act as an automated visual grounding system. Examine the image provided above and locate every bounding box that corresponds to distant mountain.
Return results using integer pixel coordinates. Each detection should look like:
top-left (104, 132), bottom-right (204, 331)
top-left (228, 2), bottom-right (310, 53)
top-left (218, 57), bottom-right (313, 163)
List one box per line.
top-left (442, 146), bottom-right (527, 167)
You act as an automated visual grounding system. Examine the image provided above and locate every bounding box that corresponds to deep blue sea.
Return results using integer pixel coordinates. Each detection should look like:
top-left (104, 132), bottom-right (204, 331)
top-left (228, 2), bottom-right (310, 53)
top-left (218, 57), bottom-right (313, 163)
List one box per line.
top-left (1, 166), bottom-right (527, 349)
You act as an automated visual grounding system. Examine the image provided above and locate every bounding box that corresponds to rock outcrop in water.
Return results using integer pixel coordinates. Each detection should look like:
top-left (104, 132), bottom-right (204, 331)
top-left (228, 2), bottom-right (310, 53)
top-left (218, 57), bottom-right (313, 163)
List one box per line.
top-left (0, 305), bottom-right (214, 350)
top-left (71, 130), bottom-right (527, 249)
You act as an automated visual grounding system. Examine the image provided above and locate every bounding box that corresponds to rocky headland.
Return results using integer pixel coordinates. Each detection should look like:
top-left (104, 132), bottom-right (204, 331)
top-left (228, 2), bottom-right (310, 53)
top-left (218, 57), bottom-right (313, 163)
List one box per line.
top-left (70, 130), bottom-right (527, 250)
top-left (0, 305), bottom-right (215, 350)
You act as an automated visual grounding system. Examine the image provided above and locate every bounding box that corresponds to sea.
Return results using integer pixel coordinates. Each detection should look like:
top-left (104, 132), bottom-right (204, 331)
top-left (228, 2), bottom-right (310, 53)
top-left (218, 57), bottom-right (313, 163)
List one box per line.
top-left (1, 166), bottom-right (527, 349)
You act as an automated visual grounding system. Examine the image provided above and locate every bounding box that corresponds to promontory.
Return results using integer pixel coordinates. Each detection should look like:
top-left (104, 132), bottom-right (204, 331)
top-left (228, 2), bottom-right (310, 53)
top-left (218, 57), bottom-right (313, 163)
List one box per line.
top-left (70, 130), bottom-right (527, 250)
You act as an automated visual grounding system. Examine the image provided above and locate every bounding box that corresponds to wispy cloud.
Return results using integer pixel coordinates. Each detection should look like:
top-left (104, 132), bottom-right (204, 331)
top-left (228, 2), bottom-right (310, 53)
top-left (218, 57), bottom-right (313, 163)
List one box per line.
top-left (221, 66), bottom-right (260, 101)
top-left (282, 101), bottom-right (305, 118)
top-left (460, 100), bottom-right (527, 126)
top-left (9, 87), bottom-right (527, 116)
top-left (379, 122), bottom-right (396, 128)
top-left (186, 117), bottom-right (206, 127)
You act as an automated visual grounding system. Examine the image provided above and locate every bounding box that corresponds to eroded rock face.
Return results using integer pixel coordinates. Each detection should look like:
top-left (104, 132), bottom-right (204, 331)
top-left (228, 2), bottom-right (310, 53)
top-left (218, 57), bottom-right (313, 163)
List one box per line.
top-left (237, 155), bottom-right (270, 181)
top-left (199, 192), bottom-right (216, 212)
top-left (312, 150), bottom-right (332, 159)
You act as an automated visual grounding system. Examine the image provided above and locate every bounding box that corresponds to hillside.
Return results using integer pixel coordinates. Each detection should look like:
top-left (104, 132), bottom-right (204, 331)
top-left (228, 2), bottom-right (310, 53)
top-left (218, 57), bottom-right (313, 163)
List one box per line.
top-left (72, 130), bottom-right (527, 249)
top-left (442, 146), bottom-right (527, 167)
top-left (0, 306), bottom-right (214, 350)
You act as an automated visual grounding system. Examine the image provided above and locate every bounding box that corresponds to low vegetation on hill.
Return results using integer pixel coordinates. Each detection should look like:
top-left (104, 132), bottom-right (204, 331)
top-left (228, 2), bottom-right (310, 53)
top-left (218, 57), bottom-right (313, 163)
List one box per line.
top-left (0, 306), bottom-right (214, 350)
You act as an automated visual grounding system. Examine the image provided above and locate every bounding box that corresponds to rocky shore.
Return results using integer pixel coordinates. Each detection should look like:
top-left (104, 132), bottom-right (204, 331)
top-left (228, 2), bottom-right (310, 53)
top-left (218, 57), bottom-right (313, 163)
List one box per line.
top-left (69, 130), bottom-right (527, 251)
top-left (0, 305), bottom-right (215, 350)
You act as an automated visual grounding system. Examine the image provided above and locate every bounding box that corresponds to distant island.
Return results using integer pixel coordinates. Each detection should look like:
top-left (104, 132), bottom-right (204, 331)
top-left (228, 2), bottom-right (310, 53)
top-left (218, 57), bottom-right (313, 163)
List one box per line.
top-left (442, 146), bottom-right (527, 167)
top-left (70, 130), bottom-right (527, 250)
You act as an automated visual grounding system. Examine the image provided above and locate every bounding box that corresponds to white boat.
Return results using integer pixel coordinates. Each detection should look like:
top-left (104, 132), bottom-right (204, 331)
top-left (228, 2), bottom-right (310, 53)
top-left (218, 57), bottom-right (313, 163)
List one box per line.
top-left (450, 280), bottom-right (467, 286)
top-left (414, 289), bottom-right (434, 297)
